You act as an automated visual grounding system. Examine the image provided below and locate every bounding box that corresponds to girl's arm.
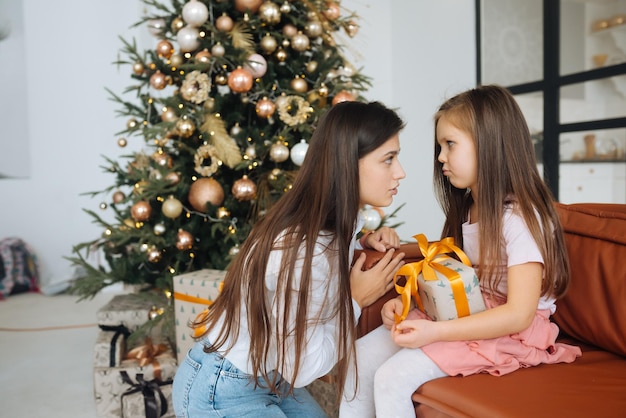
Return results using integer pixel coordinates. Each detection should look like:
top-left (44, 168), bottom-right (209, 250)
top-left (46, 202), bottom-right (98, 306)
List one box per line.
top-left (392, 262), bottom-right (543, 348)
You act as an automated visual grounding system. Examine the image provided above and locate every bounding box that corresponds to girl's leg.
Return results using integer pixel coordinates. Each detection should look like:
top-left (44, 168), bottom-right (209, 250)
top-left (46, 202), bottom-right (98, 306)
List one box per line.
top-left (339, 325), bottom-right (402, 418)
top-left (374, 348), bottom-right (447, 418)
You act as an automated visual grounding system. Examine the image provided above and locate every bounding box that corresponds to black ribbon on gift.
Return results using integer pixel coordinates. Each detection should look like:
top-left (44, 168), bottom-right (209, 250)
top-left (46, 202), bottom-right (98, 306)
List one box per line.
top-left (99, 324), bottom-right (131, 367)
top-left (119, 371), bottom-right (171, 418)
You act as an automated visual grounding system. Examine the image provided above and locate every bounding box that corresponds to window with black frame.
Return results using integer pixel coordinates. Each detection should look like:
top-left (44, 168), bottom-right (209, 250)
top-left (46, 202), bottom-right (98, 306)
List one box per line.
top-left (477, 0), bottom-right (626, 203)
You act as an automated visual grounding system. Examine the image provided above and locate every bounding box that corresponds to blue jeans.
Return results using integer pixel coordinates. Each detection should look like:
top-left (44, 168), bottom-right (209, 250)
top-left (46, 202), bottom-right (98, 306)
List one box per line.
top-left (173, 341), bottom-right (328, 417)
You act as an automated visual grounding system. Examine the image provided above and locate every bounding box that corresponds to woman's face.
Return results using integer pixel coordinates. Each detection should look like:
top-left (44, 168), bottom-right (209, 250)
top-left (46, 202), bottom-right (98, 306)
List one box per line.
top-left (436, 115), bottom-right (478, 192)
top-left (358, 134), bottom-right (405, 207)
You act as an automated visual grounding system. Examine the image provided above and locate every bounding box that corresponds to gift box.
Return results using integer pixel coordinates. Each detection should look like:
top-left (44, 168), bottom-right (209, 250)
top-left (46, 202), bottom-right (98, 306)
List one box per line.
top-left (93, 337), bottom-right (177, 417)
top-left (120, 372), bottom-right (174, 418)
top-left (97, 293), bottom-right (160, 332)
top-left (173, 269), bottom-right (225, 363)
top-left (94, 327), bottom-right (129, 368)
top-left (394, 234), bottom-right (486, 322)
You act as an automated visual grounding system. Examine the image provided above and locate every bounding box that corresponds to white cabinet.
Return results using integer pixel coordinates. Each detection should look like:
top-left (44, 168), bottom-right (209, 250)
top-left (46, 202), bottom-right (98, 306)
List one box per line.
top-left (560, 162), bottom-right (626, 203)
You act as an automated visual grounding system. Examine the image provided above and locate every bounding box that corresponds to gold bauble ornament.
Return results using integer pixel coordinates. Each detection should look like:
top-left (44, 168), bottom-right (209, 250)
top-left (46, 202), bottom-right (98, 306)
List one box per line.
top-left (150, 71), bottom-right (167, 90)
top-left (112, 191), bottom-right (125, 204)
top-left (305, 20), bottom-right (323, 38)
top-left (323, 2), bottom-right (341, 20)
top-left (188, 177), bottom-right (225, 211)
top-left (165, 171), bottom-right (181, 184)
top-left (217, 206), bottom-right (231, 218)
top-left (306, 61), bottom-right (318, 74)
top-left (269, 142), bottom-right (290, 162)
top-left (132, 61), bottom-right (145, 76)
top-left (156, 40), bottom-right (174, 59)
top-left (332, 90), bottom-right (356, 105)
top-left (280, 2), bottom-right (292, 13)
top-left (171, 17), bottom-right (185, 34)
top-left (228, 67), bottom-right (253, 93)
top-left (194, 49), bottom-right (212, 64)
top-left (176, 229), bottom-right (194, 250)
top-left (290, 77), bottom-right (308, 93)
top-left (176, 117), bottom-right (196, 138)
top-left (170, 53), bottom-right (184, 67)
top-left (345, 20), bottom-right (360, 37)
top-left (214, 73), bottom-right (228, 85)
top-left (245, 145), bottom-right (257, 159)
top-left (117, 138), bottom-right (127, 148)
top-left (260, 35), bottom-right (278, 54)
top-left (131, 201), bottom-right (152, 222)
top-left (147, 248), bottom-right (162, 263)
top-left (291, 32), bottom-right (310, 52)
top-left (161, 107), bottom-right (178, 122)
top-left (283, 24), bottom-right (297, 38)
top-left (215, 14), bottom-right (234, 32)
top-left (259, 2), bottom-right (281, 25)
top-left (211, 42), bottom-right (225, 57)
top-left (234, 0), bottom-right (263, 13)
top-left (232, 175), bottom-right (257, 201)
top-left (162, 196), bottom-right (184, 218)
top-left (274, 48), bottom-right (288, 62)
top-left (256, 97), bottom-right (276, 118)
top-left (318, 84), bottom-right (329, 97)
top-left (153, 223), bottom-right (166, 236)
top-left (152, 151), bottom-right (173, 168)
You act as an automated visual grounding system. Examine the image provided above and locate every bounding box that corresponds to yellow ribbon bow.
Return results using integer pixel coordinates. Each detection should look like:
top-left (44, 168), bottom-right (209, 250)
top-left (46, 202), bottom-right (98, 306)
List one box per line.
top-left (124, 337), bottom-right (171, 380)
top-left (394, 234), bottom-right (472, 323)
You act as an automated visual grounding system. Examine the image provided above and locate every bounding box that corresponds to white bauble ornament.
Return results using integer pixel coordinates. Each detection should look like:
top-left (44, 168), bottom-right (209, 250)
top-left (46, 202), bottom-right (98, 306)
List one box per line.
top-left (269, 142), bottom-right (290, 162)
top-left (244, 53), bottom-right (268, 78)
top-left (182, 0), bottom-right (209, 27)
top-left (177, 26), bottom-right (200, 53)
top-left (148, 19), bottom-right (166, 37)
top-left (290, 139), bottom-right (308, 166)
top-left (361, 207), bottom-right (382, 231)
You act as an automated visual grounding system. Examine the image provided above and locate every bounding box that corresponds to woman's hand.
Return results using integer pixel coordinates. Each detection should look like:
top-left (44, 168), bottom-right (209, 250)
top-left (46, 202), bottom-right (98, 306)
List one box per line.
top-left (361, 226), bottom-right (400, 252)
top-left (350, 248), bottom-right (405, 308)
top-left (381, 297), bottom-right (404, 330)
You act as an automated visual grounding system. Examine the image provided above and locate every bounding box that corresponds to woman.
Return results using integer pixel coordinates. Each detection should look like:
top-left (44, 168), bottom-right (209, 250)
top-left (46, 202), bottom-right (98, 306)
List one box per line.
top-left (173, 101), bottom-right (408, 417)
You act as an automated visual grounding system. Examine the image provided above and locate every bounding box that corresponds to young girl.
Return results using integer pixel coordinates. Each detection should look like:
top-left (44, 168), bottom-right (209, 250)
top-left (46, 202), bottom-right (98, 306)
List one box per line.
top-left (339, 85), bottom-right (582, 418)
top-left (172, 101), bottom-right (407, 417)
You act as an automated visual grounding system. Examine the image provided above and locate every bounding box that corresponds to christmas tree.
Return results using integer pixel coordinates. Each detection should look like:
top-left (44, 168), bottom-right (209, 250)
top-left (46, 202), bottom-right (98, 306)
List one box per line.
top-left (67, 0), bottom-right (395, 303)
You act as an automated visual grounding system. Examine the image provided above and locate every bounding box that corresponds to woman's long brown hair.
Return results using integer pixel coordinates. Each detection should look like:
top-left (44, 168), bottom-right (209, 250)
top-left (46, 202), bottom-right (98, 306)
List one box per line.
top-left (192, 101), bottom-right (405, 400)
top-left (433, 85), bottom-right (570, 299)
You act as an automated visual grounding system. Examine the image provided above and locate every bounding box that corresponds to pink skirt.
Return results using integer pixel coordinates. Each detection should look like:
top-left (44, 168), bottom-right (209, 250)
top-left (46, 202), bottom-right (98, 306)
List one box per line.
top-left (412, 296), bottom-right (582, 377)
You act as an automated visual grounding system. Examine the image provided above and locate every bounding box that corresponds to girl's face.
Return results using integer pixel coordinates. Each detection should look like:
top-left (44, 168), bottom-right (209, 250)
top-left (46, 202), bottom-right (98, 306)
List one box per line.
top-left (436, 115), bottom-right (478, 192)
top-left (358, 134), bottom-right (405, 207)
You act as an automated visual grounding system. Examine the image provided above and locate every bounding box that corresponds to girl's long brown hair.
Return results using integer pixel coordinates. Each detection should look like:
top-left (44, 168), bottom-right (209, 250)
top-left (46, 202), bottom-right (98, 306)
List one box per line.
top-left (192, 101), bottom-right (405, 399)
top-left (433, 85), bottom-right (569, 299)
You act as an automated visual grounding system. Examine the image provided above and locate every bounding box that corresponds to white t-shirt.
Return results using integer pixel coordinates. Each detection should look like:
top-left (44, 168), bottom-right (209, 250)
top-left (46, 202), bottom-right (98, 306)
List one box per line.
top-left (207, 216), bottom-right (364, 387)
top-left (462, 207), bottom-right (557, 314)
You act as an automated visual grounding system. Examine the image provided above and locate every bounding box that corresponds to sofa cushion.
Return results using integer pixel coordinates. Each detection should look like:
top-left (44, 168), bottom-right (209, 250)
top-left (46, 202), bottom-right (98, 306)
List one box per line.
top-left (411, 341), bottom-right (626, 418)
top-left (552, 203), bottom-right (626, 357)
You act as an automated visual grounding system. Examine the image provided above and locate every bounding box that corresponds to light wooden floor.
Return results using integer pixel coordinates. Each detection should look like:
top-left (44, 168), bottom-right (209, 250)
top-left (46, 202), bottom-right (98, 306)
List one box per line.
top-left (0, 290), bottom-right (122, 418)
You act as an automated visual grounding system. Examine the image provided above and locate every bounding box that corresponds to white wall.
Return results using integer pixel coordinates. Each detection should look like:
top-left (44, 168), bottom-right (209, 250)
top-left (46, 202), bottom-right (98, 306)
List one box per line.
top-left (0, 0), bottom-right (475, 289)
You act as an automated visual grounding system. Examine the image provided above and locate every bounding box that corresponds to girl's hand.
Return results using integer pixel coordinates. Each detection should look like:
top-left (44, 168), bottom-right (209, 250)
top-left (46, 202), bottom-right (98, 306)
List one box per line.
top-left (381, 297), bottom-right (404, 330)
top-left (350, 248), bottom-right (405, 308)
top-left (362, 226), bottom-right (400, 252)
top-left (391, 318), bottom-right (438, 348)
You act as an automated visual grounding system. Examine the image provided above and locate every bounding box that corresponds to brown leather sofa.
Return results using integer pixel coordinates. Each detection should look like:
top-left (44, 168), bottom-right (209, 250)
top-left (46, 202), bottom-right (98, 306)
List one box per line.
top-left (357, 202), bottom-right (626, 418)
